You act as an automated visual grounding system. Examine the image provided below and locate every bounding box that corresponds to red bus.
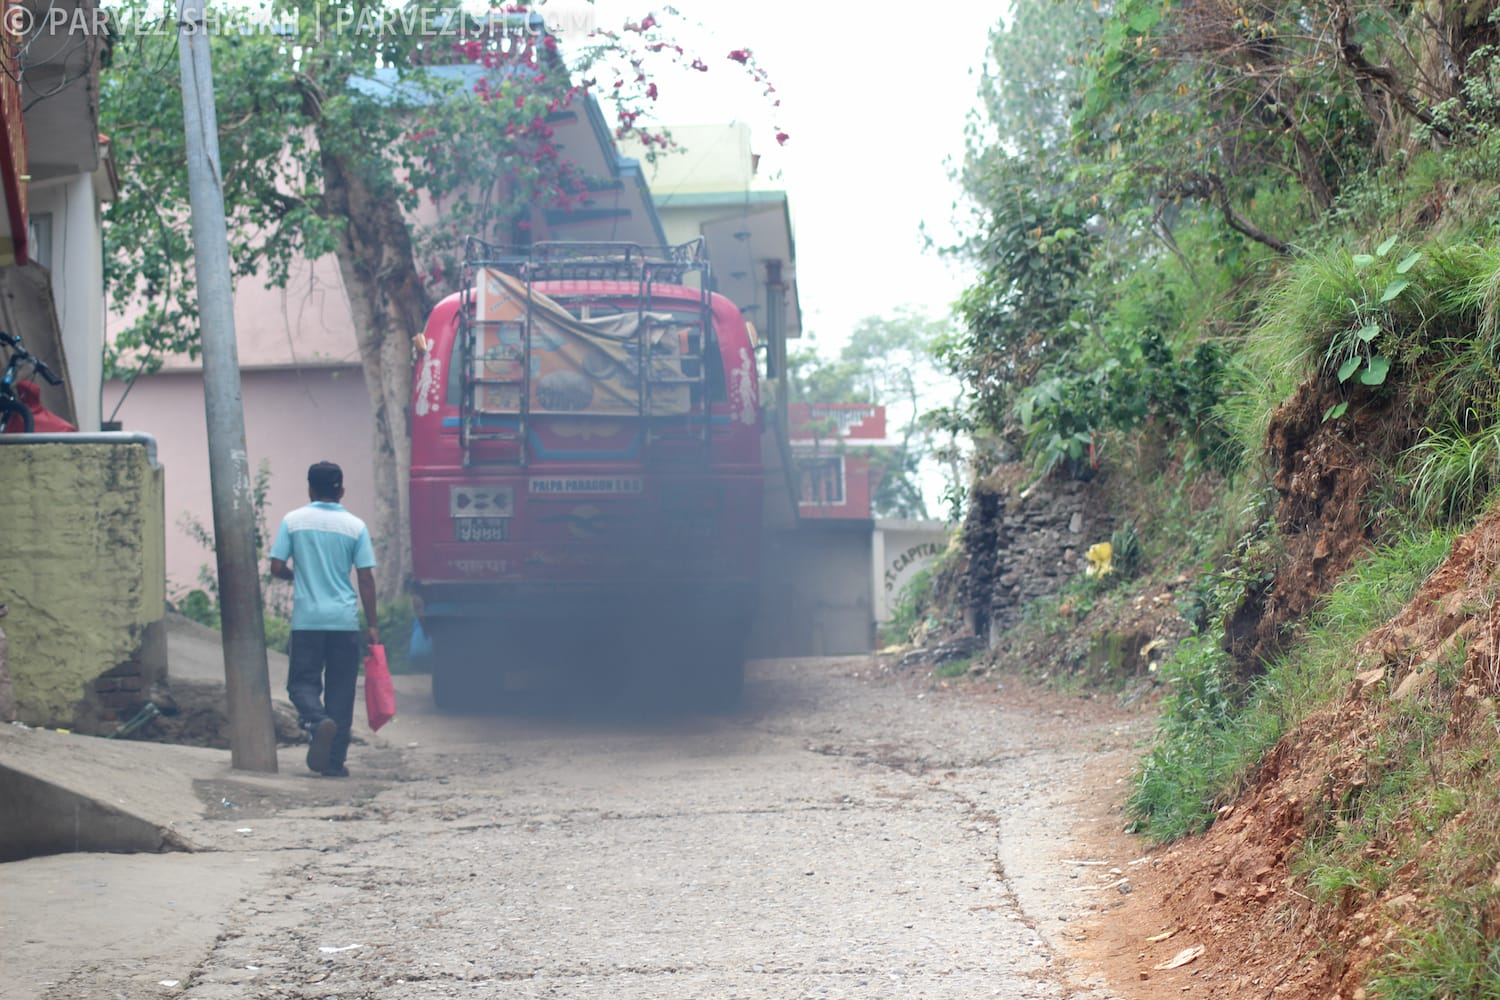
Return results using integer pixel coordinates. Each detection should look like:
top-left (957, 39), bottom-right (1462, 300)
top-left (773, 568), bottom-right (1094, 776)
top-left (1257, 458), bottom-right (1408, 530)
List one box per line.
top-left (409, 240), bottom-right (764, 710)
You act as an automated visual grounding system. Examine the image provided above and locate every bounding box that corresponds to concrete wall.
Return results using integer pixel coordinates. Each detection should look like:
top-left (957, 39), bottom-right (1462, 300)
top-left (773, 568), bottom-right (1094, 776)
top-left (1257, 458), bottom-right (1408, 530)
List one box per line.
top-left (751, 520), bottom-right (874, 657)
top-left (128, 252), bottom-right (360, 373)
top-left (873, 520), bottom-right (952, 621)
top-left (626, 124), bottom-right (755, 194)
top-left (0, 264), bottom-right (76, 425)
top-left (0, 437), bottom-right (166, 729)
top-left (30, 173), bottom-right (105, 431)
top-left (103, 367), bottom-right (375, 595)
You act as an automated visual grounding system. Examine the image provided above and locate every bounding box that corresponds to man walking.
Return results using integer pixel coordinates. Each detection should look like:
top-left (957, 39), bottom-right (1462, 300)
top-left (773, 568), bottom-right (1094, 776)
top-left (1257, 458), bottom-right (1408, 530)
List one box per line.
top-left (269, 461), bottom-right (378, 777)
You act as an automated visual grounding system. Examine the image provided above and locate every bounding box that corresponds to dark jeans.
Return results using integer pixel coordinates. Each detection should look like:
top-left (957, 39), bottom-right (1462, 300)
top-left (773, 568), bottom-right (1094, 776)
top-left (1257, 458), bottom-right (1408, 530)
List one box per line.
top-left (287, 630), bottom-right (360, 768)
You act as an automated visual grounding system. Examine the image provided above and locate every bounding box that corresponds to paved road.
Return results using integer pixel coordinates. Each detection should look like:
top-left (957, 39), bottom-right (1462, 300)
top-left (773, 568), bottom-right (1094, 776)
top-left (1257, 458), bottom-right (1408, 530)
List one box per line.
top-left (10, 655), bottom-right (1143, 999)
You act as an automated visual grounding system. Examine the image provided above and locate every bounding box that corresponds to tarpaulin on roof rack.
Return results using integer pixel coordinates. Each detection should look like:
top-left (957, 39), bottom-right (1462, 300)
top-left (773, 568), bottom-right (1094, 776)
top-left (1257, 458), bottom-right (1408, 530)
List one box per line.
top-left (473, 269), bottom-right (691, 417)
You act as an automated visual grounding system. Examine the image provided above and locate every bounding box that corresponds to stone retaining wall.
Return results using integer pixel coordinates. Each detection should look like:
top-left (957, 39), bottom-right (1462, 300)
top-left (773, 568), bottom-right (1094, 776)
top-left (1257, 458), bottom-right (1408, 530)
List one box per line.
top-left (961, 471), bottom-right (1116, 646)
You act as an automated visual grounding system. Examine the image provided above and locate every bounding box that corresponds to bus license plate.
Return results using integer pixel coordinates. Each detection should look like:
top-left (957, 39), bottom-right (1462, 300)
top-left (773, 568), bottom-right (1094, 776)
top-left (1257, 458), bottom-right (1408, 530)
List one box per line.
top-left (454, 518), bottom-right (509, 543)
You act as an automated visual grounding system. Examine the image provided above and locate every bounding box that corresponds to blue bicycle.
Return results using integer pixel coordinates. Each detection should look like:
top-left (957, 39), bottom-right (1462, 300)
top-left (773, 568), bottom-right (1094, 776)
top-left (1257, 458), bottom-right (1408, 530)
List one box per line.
top-left (0, 331), bottom-right (63, 434)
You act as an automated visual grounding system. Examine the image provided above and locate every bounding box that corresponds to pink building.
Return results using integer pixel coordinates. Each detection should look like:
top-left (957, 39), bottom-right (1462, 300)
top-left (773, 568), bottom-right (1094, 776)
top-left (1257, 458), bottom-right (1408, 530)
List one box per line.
top-left (103, 254), bottom-right (379, 596)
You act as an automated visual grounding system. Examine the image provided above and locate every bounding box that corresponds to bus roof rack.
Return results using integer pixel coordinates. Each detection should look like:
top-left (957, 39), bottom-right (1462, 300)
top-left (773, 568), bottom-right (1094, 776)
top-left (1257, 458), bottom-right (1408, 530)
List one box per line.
top-left (463, 238), bottom-right (709, 286)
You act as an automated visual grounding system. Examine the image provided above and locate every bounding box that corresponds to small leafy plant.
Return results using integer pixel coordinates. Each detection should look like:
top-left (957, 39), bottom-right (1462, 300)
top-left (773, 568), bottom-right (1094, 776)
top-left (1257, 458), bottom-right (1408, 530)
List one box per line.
top-left (1323, 236), bottom-right (1423, 421)
top-left (176, 459), bottom-right (293, 652)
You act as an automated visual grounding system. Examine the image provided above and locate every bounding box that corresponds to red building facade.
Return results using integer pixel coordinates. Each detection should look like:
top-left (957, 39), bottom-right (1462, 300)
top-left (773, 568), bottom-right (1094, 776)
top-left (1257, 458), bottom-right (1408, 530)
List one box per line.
top-left (788, 402), bottom-right (888, 521)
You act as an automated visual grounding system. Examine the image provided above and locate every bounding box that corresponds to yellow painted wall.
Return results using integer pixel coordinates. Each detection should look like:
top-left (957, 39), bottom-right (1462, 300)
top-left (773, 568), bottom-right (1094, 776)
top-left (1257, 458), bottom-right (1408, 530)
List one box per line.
top-left (0, 441), bottom-right (165, 725)
top-left (623, 124), bottom-right (755, 193)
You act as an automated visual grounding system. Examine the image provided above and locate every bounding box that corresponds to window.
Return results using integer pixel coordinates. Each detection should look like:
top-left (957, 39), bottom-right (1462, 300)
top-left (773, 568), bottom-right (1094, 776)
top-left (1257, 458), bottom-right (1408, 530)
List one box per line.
top-left (799, 456), bottom-right (845, 505)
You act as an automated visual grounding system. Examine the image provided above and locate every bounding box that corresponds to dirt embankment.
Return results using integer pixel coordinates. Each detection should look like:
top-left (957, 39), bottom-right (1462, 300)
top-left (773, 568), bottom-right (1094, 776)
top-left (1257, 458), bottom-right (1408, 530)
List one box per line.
top-left (1225, 379), bottom-right (1415, 674)
top-left (1076, 509), bottom-right (1500, 996)
top-left (941, 371), bottom-right (1498, 996)
top-left (1047, 360), bottom-right (1497, 996)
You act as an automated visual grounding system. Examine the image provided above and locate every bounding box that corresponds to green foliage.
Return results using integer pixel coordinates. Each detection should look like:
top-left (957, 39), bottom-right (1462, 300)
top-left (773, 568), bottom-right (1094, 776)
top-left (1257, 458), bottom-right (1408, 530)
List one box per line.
top-left (1021, 568), bottom-right (1111, 641)
top-left (1302, 713), bottom-right (1500, 996)
top-left (1126, 635), bottom-right (1251, 840)
top-left (1230, 240), bottom-right (1500, 521)
top-left (954, 0), bottom-right (1257, 476)
top-left (362, 596), bottom-right (419, 675)
top-left (789, 308), bottom-right (954, 519)
top-left (938, 476), bottom-right (969, 525)
top-left (953, 0), bottom-right (1500, 973)
top-left (102, 1), bottom-right (345, 375)
top-left (880, 564), bottom-right (940, 647)
top-left (1012, 325), bottom-right (1233, 475)
top-left (1322, 237), bottom-right (1419, 399)
top-left (1072, 0), bottom-right (1373, 244)
top-left (1403, 421), bottom-right (1500, 525)
top-left (951, 0), bottom-right (1500, 480)
top-left (953, 0), bottom-right (1104, 428)
top-left (1414, 22), bottom-right (1500, 148)
top-left (945, 193), bottom-right (1099, 434)
top-left (1393, 245), bottom-right (1500, 523)
top-left (1368, 893), bottom-right (1500, 999)
top-left (175, 589), bottom-right (219, 630)
top-left (176, 459), bottom-right (292, 650)
top-left (1110, 521), bottom-right (1143, 579)
top-left (934, 657), bottom-right (973, 680)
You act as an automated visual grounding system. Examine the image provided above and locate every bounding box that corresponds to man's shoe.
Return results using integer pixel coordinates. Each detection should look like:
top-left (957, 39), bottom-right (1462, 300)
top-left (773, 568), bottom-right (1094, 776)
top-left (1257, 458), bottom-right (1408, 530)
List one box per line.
top-left (320, 765), bottom-right (350, 778)
top-left (306, 718), bottom-right (337, 774)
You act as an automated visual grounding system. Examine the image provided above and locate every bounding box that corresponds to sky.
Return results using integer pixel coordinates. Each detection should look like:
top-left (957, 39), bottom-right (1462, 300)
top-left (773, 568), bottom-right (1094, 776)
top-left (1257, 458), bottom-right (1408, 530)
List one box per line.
top-left (571, 0), bottom-right (1007, 514)
top-left (578, 0), bottom-right (1003, 354)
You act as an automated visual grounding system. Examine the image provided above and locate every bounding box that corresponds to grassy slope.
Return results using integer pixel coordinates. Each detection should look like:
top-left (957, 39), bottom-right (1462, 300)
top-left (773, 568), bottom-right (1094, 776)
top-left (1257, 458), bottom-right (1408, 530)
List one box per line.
top-left (927, 168), bottom-right (1500, 993)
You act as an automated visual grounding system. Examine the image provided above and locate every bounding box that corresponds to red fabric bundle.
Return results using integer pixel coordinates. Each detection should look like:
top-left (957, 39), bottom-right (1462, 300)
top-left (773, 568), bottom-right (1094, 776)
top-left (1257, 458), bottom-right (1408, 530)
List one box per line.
top-left (3, 381), bottom-right (76, 433)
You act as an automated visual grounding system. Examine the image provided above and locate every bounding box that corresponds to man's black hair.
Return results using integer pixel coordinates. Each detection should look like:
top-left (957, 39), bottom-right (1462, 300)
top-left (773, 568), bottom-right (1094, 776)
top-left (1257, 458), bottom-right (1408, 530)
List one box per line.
top-left (308, 461), bottom-right (343, 499)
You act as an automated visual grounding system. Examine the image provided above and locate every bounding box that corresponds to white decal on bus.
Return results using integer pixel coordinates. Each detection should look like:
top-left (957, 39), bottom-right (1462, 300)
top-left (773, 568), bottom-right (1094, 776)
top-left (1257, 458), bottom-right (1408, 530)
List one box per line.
top-left (528, 477), bottom-right (644, 495)
top-left (734, 347), bottom-right (756, 425)
top-left (414, 353), bottom-right (443, 417)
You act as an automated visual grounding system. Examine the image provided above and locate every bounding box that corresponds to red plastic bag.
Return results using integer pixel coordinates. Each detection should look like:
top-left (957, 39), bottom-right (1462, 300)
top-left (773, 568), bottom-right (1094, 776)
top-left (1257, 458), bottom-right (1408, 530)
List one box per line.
top-left (364, 643), bottom-right (396, 731)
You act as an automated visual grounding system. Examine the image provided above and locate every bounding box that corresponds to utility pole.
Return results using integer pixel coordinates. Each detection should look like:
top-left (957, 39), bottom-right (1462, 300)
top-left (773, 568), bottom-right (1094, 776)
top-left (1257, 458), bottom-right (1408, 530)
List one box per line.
top-left (177, 0), bottom-right (278, 772)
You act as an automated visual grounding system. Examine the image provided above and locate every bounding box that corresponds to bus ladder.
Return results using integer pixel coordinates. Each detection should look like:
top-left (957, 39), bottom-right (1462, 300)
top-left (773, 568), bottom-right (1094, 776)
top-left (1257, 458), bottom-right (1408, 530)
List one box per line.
top-left (640, 256), bottom-right (712, 460)
top-left (458, 308), bottom-right (530, 468)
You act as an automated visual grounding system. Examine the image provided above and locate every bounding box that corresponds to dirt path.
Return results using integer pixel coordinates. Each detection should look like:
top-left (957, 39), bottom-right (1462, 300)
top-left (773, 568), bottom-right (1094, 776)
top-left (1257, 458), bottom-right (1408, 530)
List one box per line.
top-left (4, 655), bottom-right (1158, 999)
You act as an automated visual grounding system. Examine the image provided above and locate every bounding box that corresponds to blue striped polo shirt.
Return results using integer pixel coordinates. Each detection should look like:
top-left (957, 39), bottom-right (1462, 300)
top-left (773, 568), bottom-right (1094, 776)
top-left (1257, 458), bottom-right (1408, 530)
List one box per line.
top-left (268, 501), bottom-right (377, 631)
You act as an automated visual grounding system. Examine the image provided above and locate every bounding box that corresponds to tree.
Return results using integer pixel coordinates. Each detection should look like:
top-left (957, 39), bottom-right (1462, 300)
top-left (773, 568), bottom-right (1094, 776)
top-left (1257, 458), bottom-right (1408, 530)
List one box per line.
top-left (789, 308), bottom-right (953, 520)
top-left (945, 0), bottom-right (1108, 440)
top-left (101, 1), bottom-right (781, 600)
top-left (946, 0), bottom-right (1500, 475)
